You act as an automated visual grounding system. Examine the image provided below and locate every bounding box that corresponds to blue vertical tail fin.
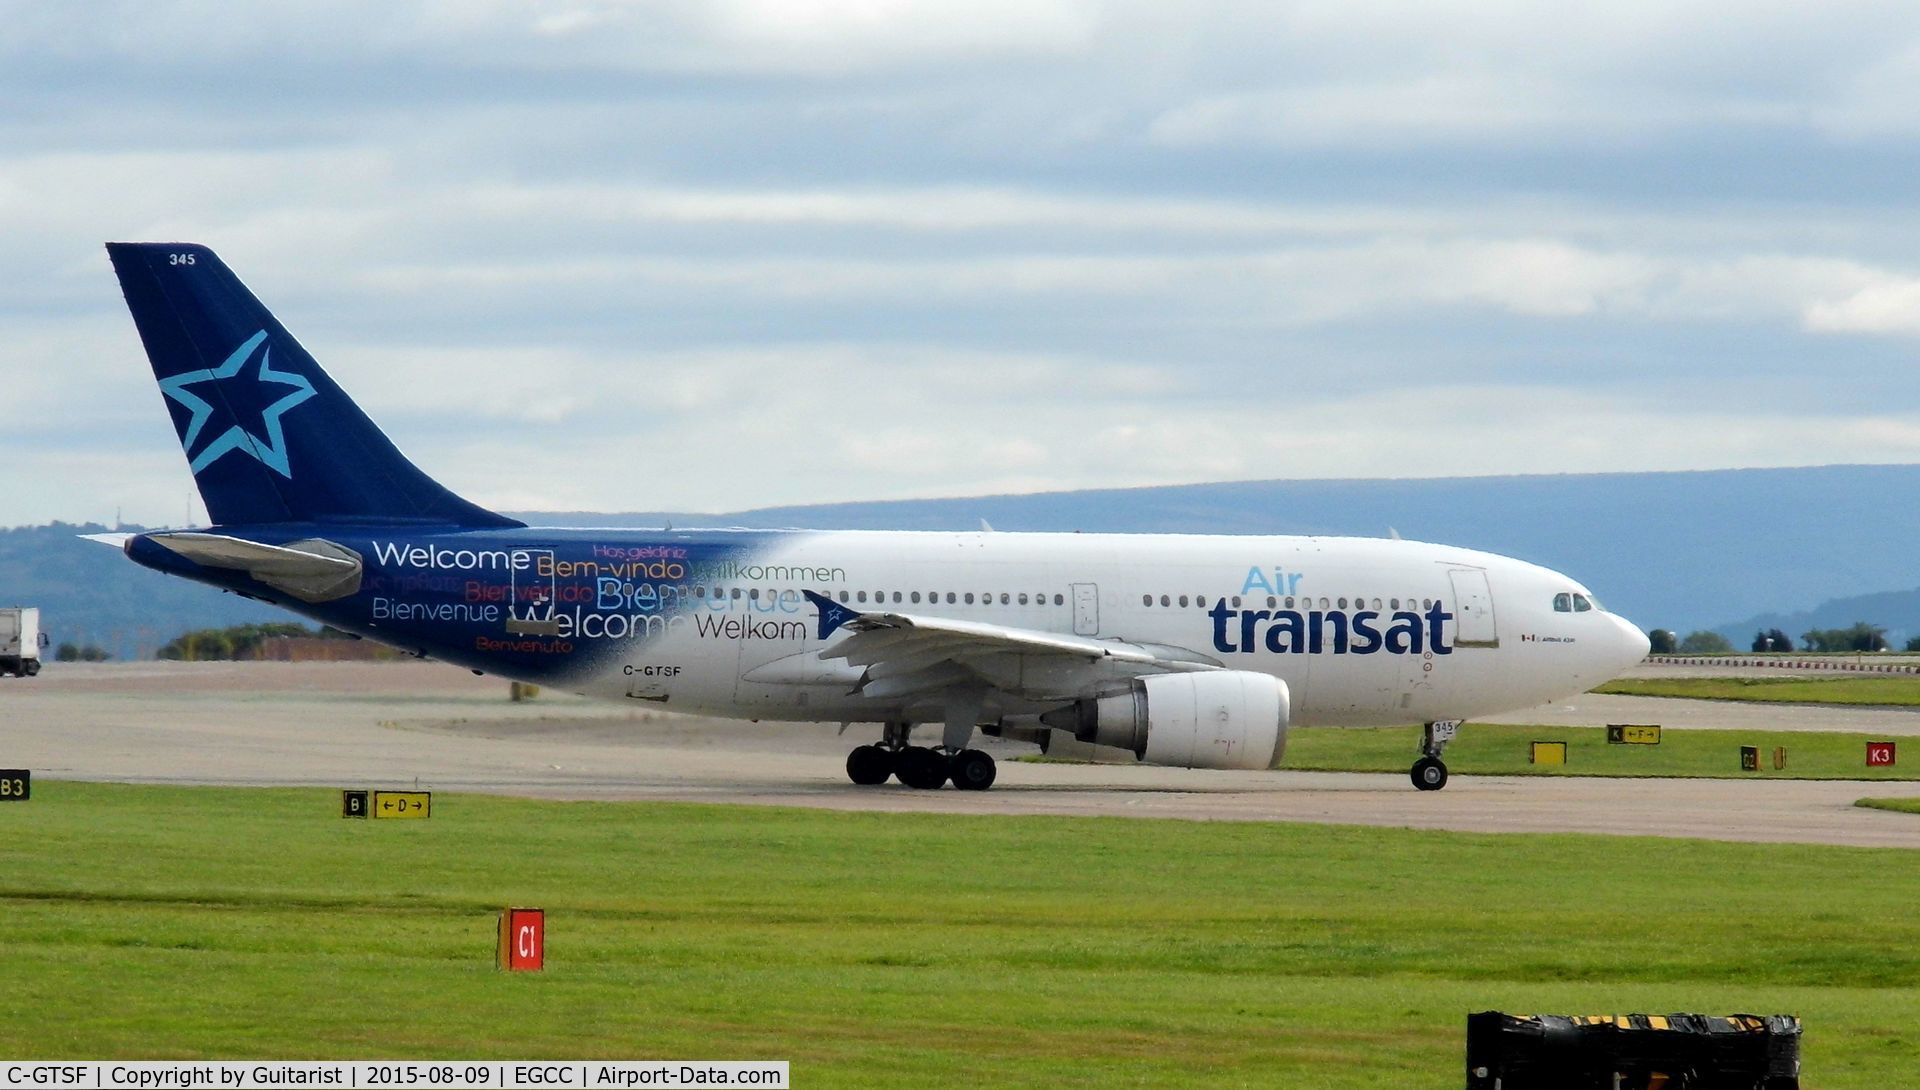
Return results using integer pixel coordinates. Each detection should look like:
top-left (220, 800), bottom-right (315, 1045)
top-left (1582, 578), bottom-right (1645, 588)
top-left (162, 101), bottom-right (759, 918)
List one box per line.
top-left (107, 242), bottom-right (521, 529)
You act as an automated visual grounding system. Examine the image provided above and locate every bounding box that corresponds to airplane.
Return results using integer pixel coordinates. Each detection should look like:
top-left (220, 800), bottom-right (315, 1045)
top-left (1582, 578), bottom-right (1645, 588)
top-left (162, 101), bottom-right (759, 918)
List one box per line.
top-left (96, 242), bottom-right (1651, 793)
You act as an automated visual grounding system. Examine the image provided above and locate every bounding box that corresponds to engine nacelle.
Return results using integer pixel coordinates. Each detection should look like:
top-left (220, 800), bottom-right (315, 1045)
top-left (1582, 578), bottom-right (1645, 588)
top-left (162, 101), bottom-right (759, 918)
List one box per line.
top-left (1044, 671), bottom-right (1290, 770)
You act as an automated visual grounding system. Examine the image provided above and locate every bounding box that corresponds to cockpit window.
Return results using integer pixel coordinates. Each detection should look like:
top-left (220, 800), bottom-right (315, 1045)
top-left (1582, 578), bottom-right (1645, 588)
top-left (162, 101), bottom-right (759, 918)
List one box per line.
top-left (1553, 593), bottom-right (1572, 613)
top-left (1572, 593), bottom-right (1593, 612)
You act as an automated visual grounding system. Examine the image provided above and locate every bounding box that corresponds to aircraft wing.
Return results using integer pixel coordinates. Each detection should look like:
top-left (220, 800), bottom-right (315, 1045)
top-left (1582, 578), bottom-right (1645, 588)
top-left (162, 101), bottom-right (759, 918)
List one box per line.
top-left (801, 590), bottom-right (1217, 704)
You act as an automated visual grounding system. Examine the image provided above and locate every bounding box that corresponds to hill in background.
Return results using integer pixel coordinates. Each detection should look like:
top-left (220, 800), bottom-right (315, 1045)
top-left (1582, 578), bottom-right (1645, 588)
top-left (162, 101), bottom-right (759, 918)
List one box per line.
top-left (0, 523), bottom-right (280, 660)
top-left (532, 463), bottom-right (1920, 636)
top-left (1716, 588), bottom-right (1920, 651)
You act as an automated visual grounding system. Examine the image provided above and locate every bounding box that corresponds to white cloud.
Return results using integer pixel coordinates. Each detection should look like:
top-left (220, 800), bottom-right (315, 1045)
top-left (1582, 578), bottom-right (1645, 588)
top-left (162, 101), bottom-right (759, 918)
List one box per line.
top-left (11, 2), bottom-right (1920, 527)
top-left (706, 0), bottom-right (1098, 63)
top-left (1804, 277), bottom-right (1920, 335)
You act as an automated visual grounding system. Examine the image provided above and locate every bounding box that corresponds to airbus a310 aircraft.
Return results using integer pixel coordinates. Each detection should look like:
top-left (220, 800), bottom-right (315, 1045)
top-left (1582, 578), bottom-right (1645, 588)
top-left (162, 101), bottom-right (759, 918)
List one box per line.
top-left (97, 242), bottom-right (1649, 792)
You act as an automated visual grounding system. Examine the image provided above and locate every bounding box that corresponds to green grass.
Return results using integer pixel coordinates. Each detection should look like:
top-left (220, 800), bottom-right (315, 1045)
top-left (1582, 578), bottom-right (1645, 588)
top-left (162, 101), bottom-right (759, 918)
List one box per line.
top-left (4, 783), bottom-right (1920, 1087)
top-left (1595, 676), bottom-right (1920, 706)
top-left (1283, 723), bottom-right (1920, 780)
top-left (1856, 797), bottom-right (1920, 815)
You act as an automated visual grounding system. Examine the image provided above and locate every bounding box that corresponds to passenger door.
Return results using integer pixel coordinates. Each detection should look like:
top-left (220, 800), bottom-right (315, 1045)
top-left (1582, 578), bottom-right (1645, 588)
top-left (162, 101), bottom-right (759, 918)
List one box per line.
top-left (1447, 569), bottom-right (1498, 648)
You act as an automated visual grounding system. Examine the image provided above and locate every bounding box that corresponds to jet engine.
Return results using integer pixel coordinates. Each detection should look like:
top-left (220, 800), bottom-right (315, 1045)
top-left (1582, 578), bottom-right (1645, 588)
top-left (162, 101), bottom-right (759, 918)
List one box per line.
top-left (1041, 671), bottom-right (1290, 770)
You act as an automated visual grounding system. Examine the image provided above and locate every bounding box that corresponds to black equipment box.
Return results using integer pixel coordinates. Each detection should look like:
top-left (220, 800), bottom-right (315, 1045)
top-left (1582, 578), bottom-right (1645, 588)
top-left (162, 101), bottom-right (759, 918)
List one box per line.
top-left (1467, 1012), bottom-right (1800, 1089)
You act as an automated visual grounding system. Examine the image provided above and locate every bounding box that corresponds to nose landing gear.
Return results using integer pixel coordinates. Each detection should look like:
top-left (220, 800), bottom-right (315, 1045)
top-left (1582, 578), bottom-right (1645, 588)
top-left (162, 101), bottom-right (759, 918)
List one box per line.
top-left (1411, 720), bottom-right (1461, 791)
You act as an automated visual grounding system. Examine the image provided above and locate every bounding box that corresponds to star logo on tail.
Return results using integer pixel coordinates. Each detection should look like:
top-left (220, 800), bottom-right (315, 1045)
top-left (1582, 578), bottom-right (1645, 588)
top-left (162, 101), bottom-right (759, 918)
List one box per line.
top-left (158, 330), bottom-right (317, 478)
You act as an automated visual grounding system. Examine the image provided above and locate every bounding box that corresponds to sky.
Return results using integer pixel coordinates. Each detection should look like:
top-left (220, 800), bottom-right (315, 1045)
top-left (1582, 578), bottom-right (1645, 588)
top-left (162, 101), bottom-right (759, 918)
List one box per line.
top-left (7, 1), bottom-right (1920, 527)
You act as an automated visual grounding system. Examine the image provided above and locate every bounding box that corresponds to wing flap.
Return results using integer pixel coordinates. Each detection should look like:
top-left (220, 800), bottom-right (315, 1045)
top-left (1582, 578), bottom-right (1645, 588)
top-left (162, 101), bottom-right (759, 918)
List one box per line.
top-left (822, 609), bottom-right (1159, 665)
top-left (800, 590), bottom-right (1216, 710)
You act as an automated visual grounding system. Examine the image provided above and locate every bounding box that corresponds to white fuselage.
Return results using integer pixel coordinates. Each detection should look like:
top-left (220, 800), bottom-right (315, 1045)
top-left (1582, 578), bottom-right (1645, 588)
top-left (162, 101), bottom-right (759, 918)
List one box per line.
top-left (565, 529), bottom-right (1649, 728)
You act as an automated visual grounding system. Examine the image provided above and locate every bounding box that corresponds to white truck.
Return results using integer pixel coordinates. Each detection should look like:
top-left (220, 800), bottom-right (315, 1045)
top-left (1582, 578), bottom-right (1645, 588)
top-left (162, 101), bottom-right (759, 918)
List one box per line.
top-left (1, 607), bottom-right (47, 677)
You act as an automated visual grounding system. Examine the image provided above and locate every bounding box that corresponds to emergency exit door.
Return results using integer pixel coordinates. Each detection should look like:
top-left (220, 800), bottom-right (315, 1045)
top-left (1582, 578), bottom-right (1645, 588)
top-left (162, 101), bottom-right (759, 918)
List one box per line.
top-left (1070, 583), bottom-right (1100, 636)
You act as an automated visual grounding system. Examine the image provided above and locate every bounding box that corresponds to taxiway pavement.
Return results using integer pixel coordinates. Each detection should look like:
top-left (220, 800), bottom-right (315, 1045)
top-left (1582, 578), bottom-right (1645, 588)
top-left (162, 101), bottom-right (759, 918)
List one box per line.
top-left (5, 661), bottom-right (1919, 848)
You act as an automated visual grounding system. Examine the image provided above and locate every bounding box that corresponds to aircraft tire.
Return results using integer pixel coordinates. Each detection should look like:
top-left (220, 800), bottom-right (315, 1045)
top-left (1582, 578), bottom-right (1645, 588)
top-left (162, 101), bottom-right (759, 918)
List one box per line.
top-left (948, 749), bottom-right (996, 791)
top-left (23, 660), bottom-right (38, 677)
top-left (895, 746), bottom-right (949, 789)
top-left (1411, 757), bottom-right (1448, 791)
top-left (846, 744), bottom-right (895, 786)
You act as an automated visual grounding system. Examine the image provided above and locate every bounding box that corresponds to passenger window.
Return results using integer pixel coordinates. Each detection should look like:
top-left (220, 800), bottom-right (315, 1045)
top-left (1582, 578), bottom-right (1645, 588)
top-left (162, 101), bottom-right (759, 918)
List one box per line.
top-left (1573, 593), bottom-right (1593, 612)
top-left (1232, 596), bottom-right (1242, 608)
top-left (1553, 593), bottom-right (1572, 613)
top-left (964, 593), bottom-right (975, 604)
top-left (1142, 594), bottom-right (1153, 606)
top-left (1337, 597), bottom-right (1347, 609)
top-left (1389, 598), bottom-right (1399, 609)
top-left (733, 588), bottom-right (744, 601)
top-left (1178, 595), bottom-right (1189, 608)
top-left (911, 592), bottom-right (921, 604)
top-left (1054, 594), bottom-right (1065, 605)
top-left (1160, 595), bottom-right (1170, 607)
top-left (946, 592), bottom-right (956, 604)
top-left (857, 591), bottom-right (867, 603)
top-left (1267, 596), bottom-right (1278, 608)
top-left (1019, 593), bottom-right (1030, 605)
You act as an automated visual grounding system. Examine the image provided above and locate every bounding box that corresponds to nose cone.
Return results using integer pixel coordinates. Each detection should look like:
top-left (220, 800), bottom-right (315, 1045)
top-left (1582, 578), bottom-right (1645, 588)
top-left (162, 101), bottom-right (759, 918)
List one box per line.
top-left (1609, 614), bottom-right (1652, 674)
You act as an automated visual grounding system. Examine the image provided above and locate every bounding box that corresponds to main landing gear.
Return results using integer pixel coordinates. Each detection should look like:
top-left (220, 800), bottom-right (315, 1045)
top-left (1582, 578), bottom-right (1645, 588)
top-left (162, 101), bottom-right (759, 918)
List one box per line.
top-left (1411, 720), bottom-right (1461, 791)
top-left (845, 722), bottom-right (997, 791)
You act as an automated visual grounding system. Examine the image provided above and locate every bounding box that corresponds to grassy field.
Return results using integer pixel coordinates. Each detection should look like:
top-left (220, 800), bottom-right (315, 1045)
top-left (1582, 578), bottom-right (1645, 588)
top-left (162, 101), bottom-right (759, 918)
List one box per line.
top-left (1283, 723), bottom-right (1920, 780)
top-left (2, 783), bottom-right (1919, 1087)
top-left (1856, 797), bottom-right (1920, 815)
top-left (1595, 676), bottom-right (1920, 706)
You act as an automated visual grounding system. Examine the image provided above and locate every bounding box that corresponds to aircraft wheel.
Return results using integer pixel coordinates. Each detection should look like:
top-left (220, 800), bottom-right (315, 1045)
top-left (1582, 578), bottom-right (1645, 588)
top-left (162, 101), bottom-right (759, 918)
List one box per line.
top-left (23, 661), bottom-right (38, 677)
top-left (895, 746), bottom-right (949, 790)
top-left (1411, 757), bottom-right (1449, 792)
top-left (845, 744), bottom-right (895, 786)
top-left (948, 749), bottom-right (996, 791)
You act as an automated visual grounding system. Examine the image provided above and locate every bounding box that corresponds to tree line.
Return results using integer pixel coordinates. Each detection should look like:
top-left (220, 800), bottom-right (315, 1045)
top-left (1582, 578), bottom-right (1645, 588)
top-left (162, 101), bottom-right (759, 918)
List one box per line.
top-left (156, 622), bottom-right (356, 661)
top-left (1647, 622), bottom-right (1913, 655)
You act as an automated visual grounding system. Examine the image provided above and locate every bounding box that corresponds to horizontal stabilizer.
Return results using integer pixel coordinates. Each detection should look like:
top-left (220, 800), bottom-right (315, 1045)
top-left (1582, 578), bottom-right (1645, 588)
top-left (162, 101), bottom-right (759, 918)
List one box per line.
top-left (145, 531), bottom-right (363, 603)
